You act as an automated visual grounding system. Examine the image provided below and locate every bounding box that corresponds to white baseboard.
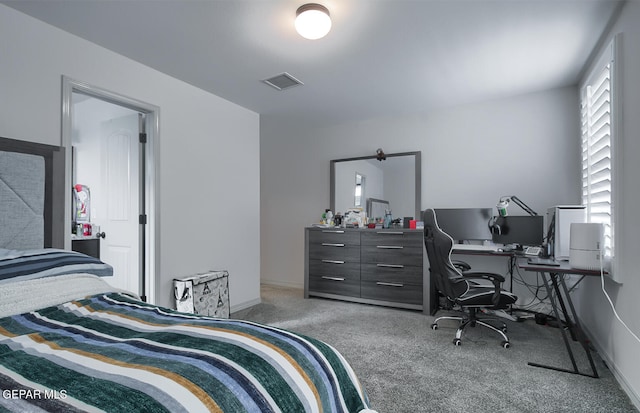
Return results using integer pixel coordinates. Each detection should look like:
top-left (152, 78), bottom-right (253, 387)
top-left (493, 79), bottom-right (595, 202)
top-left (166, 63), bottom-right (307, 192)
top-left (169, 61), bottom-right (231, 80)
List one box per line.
top-left (260, 278), bottom-right (304, 290)
top-left (230, 297), bottom-right (261, 314)
top-left (230, 280), bottom-right (303, 314)
top-left (582, 323), bottom-right (640, 410)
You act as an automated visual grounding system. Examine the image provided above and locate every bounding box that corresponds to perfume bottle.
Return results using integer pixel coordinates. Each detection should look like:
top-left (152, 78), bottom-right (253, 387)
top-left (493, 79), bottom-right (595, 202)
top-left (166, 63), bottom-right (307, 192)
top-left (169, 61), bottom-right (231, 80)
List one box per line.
top-left (383, 209), bottom-right (392, 229)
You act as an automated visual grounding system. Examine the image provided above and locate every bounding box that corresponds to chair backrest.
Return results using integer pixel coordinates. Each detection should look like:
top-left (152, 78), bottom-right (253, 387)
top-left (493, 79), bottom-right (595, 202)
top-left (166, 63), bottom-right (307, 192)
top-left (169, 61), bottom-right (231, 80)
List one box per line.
top-left (423, 209), bottom-right (469, 300)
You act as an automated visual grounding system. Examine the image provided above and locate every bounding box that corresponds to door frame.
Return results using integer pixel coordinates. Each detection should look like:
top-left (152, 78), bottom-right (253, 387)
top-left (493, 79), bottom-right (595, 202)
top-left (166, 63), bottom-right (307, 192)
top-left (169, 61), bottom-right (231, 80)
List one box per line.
top-left (61, 76), bottom-right (160, 304)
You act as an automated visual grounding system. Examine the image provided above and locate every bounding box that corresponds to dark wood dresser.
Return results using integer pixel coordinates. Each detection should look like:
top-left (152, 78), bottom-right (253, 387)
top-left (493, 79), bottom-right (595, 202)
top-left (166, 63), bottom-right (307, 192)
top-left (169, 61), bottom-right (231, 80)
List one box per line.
top-left (71, 237), bottom-right (100, 259)
top-left (305, 227), bottom-right (430, 312)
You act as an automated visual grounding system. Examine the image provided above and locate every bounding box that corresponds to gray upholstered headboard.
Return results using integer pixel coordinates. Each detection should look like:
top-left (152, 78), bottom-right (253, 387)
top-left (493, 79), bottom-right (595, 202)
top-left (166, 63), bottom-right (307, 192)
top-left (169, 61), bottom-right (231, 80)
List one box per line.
top-left (0, 151), bottom-right (45, 249)
top-left (0, 137), bottom-right (66, 249)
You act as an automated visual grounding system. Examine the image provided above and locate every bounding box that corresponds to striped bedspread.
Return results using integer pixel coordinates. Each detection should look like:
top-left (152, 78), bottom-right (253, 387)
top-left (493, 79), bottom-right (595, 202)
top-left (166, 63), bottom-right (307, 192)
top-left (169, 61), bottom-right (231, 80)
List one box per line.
top-left (0, 293), bottom-right (374, 412)
top-left (0, 248), bottom-right (113, 284)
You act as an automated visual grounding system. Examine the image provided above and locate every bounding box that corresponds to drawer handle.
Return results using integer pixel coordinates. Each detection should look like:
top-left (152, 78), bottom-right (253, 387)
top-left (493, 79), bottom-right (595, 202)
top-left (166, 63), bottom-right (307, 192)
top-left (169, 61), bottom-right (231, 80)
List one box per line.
top-left (377, 264), bottom-right (404, 268)
top-left (376, 282), bottom-right (404, 287)
top-left (322, 259), bottom-right (345, 264)
top-left (322, 243), bottom-right (345, 247)
top-left (377, 231), bottom-right (404, 235)
top-left (376, 245), bottom-right (403, 249)
top-left (322, 276), bottom-right (345, 281)
top-left (322, 230), bottom-right (345, 233)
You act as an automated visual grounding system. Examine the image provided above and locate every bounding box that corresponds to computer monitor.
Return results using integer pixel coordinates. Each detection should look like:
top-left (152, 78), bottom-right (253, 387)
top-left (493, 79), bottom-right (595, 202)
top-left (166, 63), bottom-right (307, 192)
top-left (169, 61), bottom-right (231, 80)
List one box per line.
top-left (491, 216), bottom-right (544, 247)
top-left (432, 208), bottom-right (493, 242)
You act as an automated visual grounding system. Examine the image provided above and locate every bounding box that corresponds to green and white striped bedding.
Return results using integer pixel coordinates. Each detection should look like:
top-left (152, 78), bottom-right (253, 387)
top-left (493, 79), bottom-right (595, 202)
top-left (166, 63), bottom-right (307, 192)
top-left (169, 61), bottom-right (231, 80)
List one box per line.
top-left (0, 248), bottom-right (114, 284)
top-left (0, 287), bottom-right (375, 412)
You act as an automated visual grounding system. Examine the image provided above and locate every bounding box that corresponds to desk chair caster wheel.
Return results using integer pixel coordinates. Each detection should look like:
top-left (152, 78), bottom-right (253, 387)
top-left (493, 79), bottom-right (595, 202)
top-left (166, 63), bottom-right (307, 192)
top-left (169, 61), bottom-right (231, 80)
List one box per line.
top-left (501, 341), bottom-right (511, 349)
top-left (501, 327), bottom-right (508, 333)
top-left (453, 338), bottom-right (461, 346)
top-left (431, 323), bottom-right (438, 330)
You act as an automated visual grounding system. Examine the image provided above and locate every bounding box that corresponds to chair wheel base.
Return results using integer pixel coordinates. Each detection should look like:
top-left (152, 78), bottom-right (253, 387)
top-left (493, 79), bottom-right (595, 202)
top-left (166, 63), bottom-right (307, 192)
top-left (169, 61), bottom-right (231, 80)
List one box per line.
top-left (453, 338), bottom-right (461, 346)
top-left (501, 341), bottom-right (511, 349)
top-left (431, 323), bottom-right (438, 330)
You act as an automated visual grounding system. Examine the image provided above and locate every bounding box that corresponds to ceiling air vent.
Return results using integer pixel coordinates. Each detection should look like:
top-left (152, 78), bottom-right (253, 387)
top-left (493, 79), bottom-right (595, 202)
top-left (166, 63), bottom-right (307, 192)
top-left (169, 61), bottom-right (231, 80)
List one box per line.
top-left (262, 72), bottom-right (304, 91)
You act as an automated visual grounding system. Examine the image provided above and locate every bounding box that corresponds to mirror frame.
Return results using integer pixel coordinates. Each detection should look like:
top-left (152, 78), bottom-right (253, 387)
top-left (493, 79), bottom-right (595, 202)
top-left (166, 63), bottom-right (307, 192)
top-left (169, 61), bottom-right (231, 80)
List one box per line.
top-left (366, 198), bottom-right (390, 220)
top-left (330, 151), bottom-right (422, 221)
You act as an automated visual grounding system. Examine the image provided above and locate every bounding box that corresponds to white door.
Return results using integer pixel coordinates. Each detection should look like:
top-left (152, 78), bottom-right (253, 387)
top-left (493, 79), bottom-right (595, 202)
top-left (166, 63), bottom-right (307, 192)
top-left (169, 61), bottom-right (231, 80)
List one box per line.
top-left (99, 114), bottom-right (140, 294)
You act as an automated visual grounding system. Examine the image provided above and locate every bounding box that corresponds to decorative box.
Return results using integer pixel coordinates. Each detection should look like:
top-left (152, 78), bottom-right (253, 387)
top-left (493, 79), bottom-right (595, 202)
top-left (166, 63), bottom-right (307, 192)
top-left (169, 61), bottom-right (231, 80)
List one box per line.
top-left (174, 270), bottom-right (229, 318)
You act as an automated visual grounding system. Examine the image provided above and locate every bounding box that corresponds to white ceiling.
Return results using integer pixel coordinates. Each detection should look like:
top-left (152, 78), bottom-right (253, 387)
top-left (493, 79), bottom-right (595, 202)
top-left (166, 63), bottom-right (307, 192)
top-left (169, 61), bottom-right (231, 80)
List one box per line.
top-left (3, 0), bottom-right (624, 127)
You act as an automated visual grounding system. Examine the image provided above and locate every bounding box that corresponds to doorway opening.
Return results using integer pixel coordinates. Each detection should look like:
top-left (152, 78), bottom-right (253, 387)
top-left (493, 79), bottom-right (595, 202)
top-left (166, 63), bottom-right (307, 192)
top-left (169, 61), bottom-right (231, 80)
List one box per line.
top-left (62, 77), bottom-right (159, 303)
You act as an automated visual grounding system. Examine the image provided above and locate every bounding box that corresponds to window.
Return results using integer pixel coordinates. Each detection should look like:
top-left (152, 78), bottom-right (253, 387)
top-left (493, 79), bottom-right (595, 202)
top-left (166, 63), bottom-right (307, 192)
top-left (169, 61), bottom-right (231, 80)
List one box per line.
top-left (580, 39), bottom-right (617, 259)
top-left (354, 173), bottom-right (365, 207)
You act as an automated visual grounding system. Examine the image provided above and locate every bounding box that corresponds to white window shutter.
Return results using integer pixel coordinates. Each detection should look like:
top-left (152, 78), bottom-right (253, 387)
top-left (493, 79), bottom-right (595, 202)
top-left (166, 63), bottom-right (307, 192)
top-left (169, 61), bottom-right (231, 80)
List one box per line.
top-left (581, 59), bottom-right (613, 257)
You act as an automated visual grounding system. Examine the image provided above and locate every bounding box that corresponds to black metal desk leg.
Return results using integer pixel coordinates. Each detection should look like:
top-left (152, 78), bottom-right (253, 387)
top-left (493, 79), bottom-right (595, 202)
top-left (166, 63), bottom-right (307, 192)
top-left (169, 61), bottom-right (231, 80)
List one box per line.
top-left (552, 273), bottom-right (578, 341)
top-left (558, 275), bottom-right (599, 378)
top-left (528, 272), bottom-right (598, 378)
top-left (528, 272), bottom-right (582, 374)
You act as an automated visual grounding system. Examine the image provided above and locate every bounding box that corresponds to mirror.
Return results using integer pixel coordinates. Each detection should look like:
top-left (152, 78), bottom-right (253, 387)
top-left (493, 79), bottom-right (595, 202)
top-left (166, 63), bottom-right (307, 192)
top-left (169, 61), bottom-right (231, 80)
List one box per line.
top-left (330, 151), bottom-right (421, 222)
top-left (366, 198), bottom-right (389, 221)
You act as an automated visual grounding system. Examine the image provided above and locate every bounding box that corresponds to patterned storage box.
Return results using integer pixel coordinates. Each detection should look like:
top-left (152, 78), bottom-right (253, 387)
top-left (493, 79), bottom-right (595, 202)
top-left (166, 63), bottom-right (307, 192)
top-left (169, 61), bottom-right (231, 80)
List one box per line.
top-left (174, 271), bottom-right (229, 318)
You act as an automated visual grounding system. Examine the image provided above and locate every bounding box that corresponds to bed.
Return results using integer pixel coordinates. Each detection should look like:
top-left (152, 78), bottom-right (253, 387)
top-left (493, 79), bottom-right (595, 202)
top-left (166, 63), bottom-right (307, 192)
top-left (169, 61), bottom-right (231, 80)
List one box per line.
top-left (0, 138), bottom-right (376, 413)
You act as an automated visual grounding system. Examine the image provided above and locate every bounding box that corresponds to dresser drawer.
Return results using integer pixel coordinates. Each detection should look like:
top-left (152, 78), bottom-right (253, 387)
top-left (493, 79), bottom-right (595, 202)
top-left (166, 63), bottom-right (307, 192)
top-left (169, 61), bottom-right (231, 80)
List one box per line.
top-left (309, 259), bottom-right (360, 280)
top-left (305, 226), bottom-right (427, 311)
top-left (309, 243), bottom-right (360, 262)
top-left (360, 263), bottom-right (422, 285)
top-left (309, 229), bottom-right (360, 246)
top-left (360, 280), bottom-right (423, 306)
top-left (361, 246), bottom-right (422, 266)
top-left (361, 230), bottom-right (422, 248)
top-left (309, 276), bottom-right (360, 298)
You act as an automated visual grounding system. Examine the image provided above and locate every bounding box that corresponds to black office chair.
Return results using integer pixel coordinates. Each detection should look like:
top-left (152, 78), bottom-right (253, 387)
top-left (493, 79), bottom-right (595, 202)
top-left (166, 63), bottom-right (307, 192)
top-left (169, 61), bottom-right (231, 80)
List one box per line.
top-left (423, 209), bottom-right (517, 348)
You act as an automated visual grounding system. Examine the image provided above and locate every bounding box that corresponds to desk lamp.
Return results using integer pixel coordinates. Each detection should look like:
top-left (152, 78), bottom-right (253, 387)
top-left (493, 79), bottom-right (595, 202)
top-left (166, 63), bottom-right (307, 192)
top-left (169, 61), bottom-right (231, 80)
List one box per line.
top-left (496, 195), bottom-right (538, 217)
top-left (491, 196), bottom-right (538, 236)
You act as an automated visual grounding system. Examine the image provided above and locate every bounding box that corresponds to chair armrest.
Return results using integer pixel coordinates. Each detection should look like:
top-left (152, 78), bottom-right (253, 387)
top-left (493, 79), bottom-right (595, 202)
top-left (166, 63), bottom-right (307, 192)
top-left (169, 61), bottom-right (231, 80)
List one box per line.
top-left (461, 271), bottom-right (505, 283)
top-left (452, 260), bottom-right (471, 272)
top-left (462, 271), bottom-right (505, 306)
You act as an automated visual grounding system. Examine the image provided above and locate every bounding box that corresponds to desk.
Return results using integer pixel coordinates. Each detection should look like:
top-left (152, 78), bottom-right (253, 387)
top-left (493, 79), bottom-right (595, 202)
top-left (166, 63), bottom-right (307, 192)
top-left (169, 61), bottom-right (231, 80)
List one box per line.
top-left (451, 247), bottom-right (514, 257)
top-left (518, 258), bottom-right (601, 378)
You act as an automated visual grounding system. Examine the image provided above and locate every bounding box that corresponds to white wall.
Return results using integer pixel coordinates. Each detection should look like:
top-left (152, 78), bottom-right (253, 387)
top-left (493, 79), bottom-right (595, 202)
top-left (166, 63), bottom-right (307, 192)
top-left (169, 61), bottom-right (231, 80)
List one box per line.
top-left (261, 86), bottom-right (581, 289)
top-left (0, 5), bottom-right (261, 311)
top-left (574, 0), bottom-right (640, 406)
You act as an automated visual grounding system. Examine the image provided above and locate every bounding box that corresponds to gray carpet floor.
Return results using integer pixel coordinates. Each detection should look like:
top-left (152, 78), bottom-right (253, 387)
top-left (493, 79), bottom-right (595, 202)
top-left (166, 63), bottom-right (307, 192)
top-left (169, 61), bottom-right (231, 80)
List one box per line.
top-left (232, 285), bottom-right (637, 413)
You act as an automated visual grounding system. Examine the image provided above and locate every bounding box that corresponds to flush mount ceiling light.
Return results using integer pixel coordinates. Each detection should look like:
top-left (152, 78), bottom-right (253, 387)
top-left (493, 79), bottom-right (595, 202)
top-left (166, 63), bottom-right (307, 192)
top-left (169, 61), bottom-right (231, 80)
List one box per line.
top-left (295, 3), bottom-right (332, 40)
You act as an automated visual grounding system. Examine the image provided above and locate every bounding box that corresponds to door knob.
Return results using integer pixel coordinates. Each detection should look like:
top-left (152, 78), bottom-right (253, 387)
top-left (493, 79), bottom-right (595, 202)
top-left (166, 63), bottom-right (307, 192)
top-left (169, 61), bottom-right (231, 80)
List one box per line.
top-left (97, 232), bottom-right (106, 239)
